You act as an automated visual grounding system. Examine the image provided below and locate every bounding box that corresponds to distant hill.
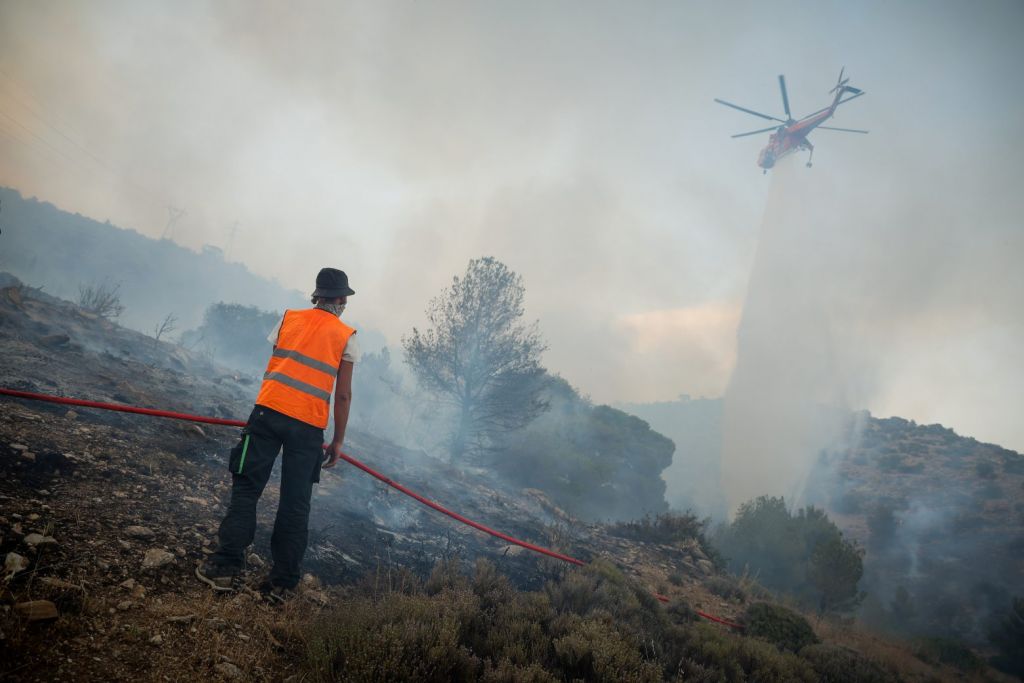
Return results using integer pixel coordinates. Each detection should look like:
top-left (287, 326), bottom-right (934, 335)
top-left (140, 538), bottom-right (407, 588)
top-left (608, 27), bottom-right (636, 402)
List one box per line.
top-left (626, 394), bottom-right (1024, 645)
top-left (618, 396), bottom-right (727, 518)
top-left (0, 186), bottom-right (307, 336)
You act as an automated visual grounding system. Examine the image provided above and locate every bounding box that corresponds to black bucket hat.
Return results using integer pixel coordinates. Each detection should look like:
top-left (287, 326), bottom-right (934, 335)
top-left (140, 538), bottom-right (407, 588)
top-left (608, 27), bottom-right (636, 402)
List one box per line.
top-left (312, 267), bottom-right (355, 298)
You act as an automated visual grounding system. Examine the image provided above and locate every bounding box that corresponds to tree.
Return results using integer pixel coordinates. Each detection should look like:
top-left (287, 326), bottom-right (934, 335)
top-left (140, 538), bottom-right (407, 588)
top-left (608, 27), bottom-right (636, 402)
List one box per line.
top-left (714, 496), bottom-right (864, 613)
top-left (989, 596), bottom-right (1024, 676)
top-left (152, 312), bottom-right (178, 344)
top-left (403, 257), bottom-right (548, 460)
top-left (180, 302), bottom-right (280, 371)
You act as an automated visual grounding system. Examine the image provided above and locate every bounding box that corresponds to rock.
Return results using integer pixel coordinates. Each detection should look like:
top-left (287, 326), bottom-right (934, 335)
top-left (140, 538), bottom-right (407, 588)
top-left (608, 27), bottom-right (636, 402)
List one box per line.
top-left (4, 552), bottom-right (28, 577)
top-left (142, 549), bottom-right (174, 569)
top-left (120, 578), bottom-right (136, 590)
top-left (10, 444), bottom-right (27, 452)
top-left (166, 614), bottom-right (195, 624)
top-left (65, 409), bottom-right (78, 420)
top-left (247, 553), bottom-right (265, 568)
top-left (40, 334), bottom-right (70, 347)
top-left (38, 577), bottom-right (82, 592)
top-left (149, 634), bottom-right (163, 645)
top-left (20, 452), bottom-right (36, 463)
top-left (23, 533), bottom-right (57, 548)
top-left (125, 526), bottom-right (155, 540)
top-left (130, 584), bottom-right (147, 599)
top-left (696, 559), bottom-right (714, 575)
top-left (116, 600), bottom-right (132, 611)
top-left (214, 662), bottom-right (244, 679)
top-left (14, 600), bottom-right (58, 622)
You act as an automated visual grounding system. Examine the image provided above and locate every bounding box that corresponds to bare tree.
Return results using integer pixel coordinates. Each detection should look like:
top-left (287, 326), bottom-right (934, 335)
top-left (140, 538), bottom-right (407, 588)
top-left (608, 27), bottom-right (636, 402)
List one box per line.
top-left (153, 312), bottom-right (178, 344)
top-left (77, 280), bottom-right (125, 319)
top-left (403, 257), bottom-right (549, 461)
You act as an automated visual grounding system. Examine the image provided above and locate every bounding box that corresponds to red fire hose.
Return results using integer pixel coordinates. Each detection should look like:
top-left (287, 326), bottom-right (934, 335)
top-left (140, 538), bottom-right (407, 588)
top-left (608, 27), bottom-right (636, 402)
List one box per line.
top-left (0, 387), bottom-right (743, 630)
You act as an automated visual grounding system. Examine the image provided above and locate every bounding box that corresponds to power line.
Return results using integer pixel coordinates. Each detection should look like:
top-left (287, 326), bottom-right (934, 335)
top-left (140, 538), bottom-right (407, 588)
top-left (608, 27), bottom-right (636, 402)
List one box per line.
top-left (0, 69), bottom-right (112, 173)
top-left (0, 108), bottom-right (83, 167)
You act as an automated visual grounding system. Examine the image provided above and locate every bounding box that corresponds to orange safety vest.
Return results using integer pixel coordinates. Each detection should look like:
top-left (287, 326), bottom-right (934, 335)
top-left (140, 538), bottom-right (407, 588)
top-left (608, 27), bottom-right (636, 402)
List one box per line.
top-left (255, 308), bottom-right (355, 428)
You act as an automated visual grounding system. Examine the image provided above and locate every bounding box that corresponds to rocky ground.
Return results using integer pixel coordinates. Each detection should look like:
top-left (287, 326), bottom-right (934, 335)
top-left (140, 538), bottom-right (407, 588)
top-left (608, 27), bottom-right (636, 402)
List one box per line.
top-left (0, 281), bottom-right (738, 681)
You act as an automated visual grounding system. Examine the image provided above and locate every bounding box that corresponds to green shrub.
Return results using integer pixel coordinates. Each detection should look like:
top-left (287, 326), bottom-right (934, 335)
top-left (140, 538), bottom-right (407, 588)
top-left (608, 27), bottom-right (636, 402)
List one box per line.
top-left (800, 644), bottom-right (898, 682)
top-left (988, 596), bottom-right (1024, 676)
top-left (552, 614), bottom-right (663, 682)
top-left (683, 622), bottom-right (816, 682)
top-left (743, 603), bottom-right (820, 652)
top-left (713, 496), bottom-right (864, 613)
top-left (304, 559), bottom-right (847, 682)
top-left (912, 636), bottom-right (984, 673)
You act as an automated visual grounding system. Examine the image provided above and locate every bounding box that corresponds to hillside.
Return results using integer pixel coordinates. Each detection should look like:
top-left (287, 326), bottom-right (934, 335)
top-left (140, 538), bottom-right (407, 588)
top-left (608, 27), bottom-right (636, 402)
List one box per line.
top-left (0, 280), bottom-right (987, 680)
top-left (807, 414), bottom-right (1024, 646)
top-left (0, 186), bottom-right (306, 336)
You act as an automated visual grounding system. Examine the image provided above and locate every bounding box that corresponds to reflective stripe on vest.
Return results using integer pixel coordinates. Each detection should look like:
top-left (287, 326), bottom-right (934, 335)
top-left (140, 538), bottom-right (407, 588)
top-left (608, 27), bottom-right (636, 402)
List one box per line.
top-left (262, 370), bottom-right (332, 401)
top-left (255, 309), bottom-right (355, 428)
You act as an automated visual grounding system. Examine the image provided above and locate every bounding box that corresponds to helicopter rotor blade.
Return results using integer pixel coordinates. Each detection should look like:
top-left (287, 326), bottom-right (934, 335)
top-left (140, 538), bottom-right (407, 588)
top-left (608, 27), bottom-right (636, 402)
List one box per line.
top-left (731, 125), bottom-right (781, 138)
top-left (778, 75), bottom-right (792, 119)
top-left (817, 126), bottom-right (869, 134)
top-left (714, 98), bottom-right (785, 122)
top-left (803, 90), bottom-right (866, 119)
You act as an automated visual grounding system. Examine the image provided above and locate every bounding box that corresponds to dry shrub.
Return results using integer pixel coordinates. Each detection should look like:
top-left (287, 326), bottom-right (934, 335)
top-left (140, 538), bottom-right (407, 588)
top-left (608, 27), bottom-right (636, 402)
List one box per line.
top-left (799, 643), bottom-right (899, 683)
top-left (706, 575), bottom-right (747, 603)
top-left (304, 588), bottom-right (481, 682)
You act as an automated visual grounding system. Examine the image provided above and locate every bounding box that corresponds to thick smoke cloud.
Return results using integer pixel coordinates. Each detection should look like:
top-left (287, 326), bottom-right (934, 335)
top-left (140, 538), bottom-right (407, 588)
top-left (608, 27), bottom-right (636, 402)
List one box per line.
top-left (1, 0), bottom-right (1022, 495)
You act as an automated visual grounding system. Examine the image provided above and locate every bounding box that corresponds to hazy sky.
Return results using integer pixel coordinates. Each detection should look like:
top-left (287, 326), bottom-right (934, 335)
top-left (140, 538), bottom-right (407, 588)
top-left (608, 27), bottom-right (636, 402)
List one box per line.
top-left (2, 1), bottom-right (1022, 451)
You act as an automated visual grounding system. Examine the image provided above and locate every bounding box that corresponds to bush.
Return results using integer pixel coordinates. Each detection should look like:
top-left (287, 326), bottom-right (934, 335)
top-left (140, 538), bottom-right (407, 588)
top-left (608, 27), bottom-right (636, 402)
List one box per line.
top-left (304, 559), bottom-right (827, 682)
top-left (743, 603), bottom-right (819, 653)
top-left (988, 596), bottom-right (1024, 676)
top-left (974, 460), bottom-right (996, 478)
top-left (713, 496), bottom-right (864, 613)
top-left (912, 637), bottom-right (984, 673)
top-left (706, 576), bottom-right (747, 603)
top-left (77, 280), bottom-right (124, 319)
top-left (608, 512), bottom-right (721, 567)
top-left (799, 644), bottom-right (898, 683)
top-left (181, 302), bottom-right (279, 371)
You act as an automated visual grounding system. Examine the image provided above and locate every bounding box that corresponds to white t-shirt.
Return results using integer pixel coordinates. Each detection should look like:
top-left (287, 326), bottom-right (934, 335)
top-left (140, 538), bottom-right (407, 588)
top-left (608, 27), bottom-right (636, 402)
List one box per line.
top-left (267, 315), bottom-right (360, 364)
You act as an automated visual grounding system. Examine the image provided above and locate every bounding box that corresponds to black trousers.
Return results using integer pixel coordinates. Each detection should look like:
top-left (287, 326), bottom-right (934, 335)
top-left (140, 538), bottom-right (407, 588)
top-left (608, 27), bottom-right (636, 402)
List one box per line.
top-left (211, 405), bottom-right (324, 589)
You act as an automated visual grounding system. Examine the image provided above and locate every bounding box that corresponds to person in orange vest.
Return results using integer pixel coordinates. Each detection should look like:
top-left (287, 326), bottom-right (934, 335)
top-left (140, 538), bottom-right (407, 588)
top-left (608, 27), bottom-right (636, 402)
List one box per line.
top-left (196, 267), bottom-right (357, 601)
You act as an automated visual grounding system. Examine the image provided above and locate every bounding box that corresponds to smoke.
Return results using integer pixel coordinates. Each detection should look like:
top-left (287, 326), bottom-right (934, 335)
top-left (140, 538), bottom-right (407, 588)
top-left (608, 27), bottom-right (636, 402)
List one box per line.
top-left (719, 161), bottom-right (859, 511)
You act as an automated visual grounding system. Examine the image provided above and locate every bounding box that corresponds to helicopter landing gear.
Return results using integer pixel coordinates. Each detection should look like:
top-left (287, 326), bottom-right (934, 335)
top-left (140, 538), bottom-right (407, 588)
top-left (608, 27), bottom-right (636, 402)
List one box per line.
top-left (804, 140), bottom-right (815, 168)
top-left (806, 161), bottom-right (813, 168)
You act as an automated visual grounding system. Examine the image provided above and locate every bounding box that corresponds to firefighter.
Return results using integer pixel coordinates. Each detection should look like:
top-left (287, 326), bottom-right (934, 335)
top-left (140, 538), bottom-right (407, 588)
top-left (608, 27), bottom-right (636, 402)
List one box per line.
top-left (196, 267), bottom-right (357, 601)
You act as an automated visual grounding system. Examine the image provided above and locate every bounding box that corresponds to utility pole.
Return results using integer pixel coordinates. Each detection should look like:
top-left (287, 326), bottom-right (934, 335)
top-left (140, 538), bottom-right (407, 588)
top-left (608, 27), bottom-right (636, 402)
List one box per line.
top-left (224, 220), bottom-right (239, 261)
top-left (161, 205), bottom-right (185, 240)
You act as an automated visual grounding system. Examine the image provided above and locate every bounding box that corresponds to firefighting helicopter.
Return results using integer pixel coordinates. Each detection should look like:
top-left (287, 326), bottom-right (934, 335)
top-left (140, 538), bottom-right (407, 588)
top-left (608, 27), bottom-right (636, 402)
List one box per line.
top-left (715, 69), bottom-right (867, 172)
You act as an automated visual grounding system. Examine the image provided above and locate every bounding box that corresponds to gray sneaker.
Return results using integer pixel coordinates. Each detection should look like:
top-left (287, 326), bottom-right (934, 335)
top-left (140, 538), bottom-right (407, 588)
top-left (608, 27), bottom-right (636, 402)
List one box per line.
top-left (195, 562), bottom-right (238, 592)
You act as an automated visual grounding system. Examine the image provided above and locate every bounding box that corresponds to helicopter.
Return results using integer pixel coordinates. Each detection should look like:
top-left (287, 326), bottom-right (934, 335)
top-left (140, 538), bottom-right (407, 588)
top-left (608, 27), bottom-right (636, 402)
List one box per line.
top-left (715, 69), bottom-right (868, 172)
